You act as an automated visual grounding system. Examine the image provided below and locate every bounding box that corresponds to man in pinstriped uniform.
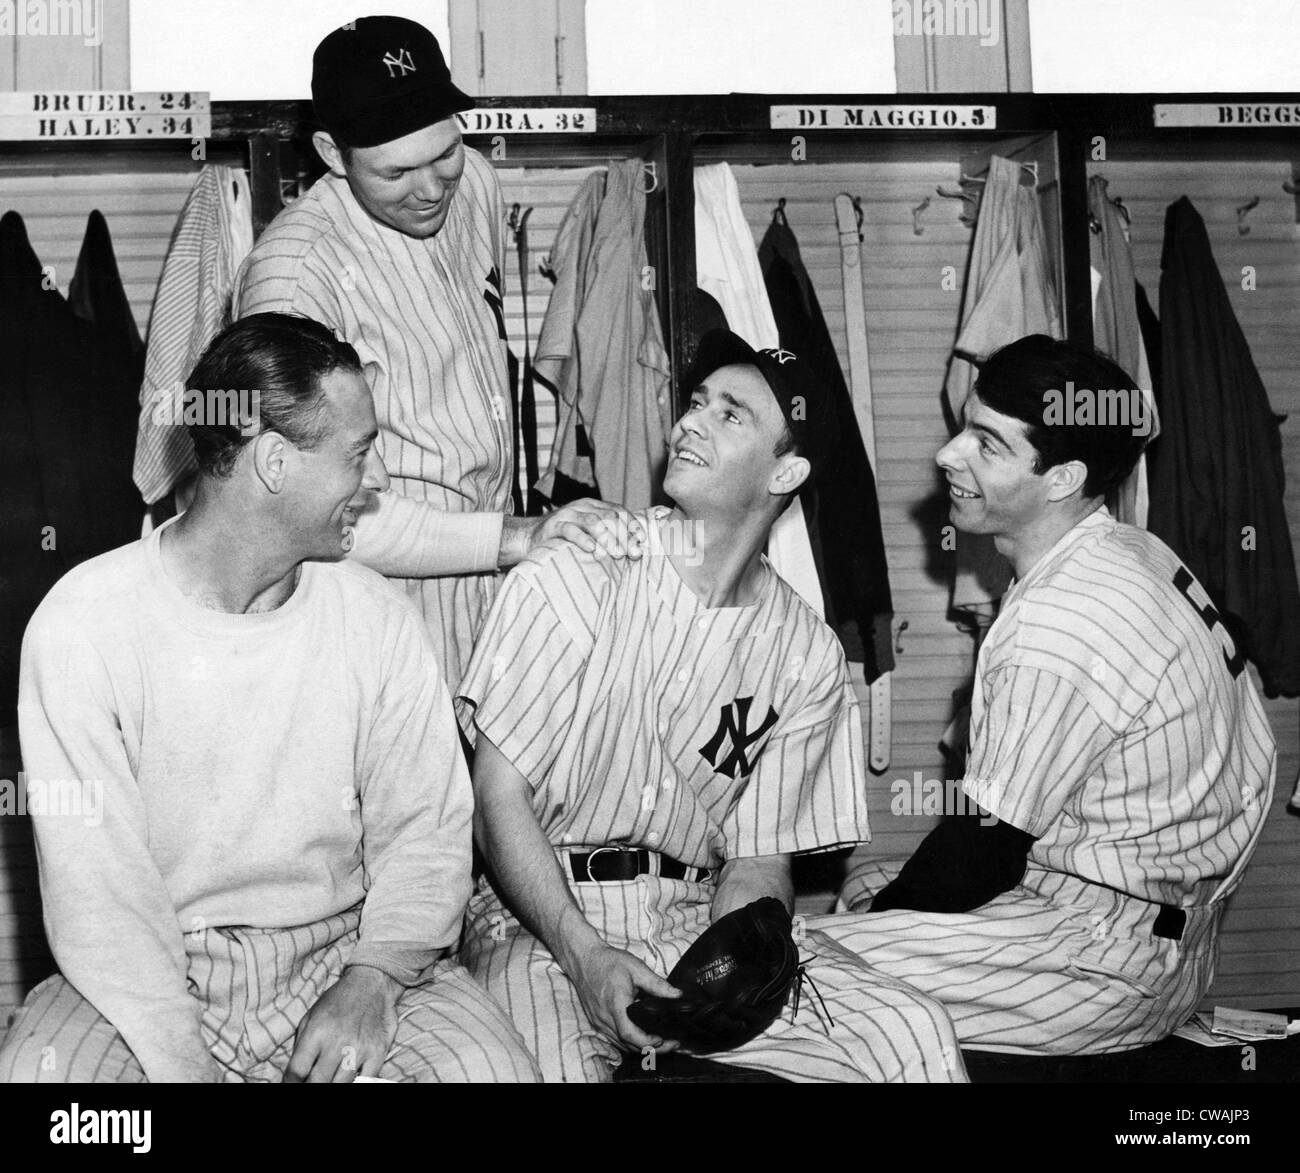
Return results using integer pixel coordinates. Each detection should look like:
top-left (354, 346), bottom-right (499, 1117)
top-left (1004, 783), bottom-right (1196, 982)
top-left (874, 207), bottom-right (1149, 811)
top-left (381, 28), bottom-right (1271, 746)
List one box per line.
top-left (0, 315), bottom-right (540, 1083)
top-left (235, 17), bottom-right (640, 697)
top-left (457, 330), bottom-right (967, 1082)
top-left (819, 334), bottom-right (1276, 1055)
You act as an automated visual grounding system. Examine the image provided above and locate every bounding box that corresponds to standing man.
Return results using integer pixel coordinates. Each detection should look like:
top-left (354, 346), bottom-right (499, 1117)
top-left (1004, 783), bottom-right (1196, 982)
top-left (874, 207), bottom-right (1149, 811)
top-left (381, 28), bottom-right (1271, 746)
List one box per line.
top-left (457, 331), bottom-right (966, 1083)
top-left (0, 314), bottom-right (541, 1083)
top-left (236, 16), bottom-right (637, 691)
top-left (822, 334), bottom-right (1277, 1055)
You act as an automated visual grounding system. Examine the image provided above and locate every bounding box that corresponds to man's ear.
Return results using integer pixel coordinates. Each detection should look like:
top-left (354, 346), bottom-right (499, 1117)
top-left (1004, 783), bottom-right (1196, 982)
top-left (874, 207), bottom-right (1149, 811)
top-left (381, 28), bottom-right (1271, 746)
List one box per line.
top-left (769, 453), bottom-right (811, 499)
top-left (251, 431), bottom-right (290, 495)
top-left (1045, 458), bottom-right (1088, 503)
top-left (312, 131), bottom-right (347, 178)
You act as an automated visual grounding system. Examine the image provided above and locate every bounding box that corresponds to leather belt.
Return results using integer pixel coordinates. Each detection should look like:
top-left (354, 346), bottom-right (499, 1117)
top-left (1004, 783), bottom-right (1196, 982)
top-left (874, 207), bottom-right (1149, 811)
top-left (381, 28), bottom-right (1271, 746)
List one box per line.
top-left (565, 847), bottom-right (712, 885)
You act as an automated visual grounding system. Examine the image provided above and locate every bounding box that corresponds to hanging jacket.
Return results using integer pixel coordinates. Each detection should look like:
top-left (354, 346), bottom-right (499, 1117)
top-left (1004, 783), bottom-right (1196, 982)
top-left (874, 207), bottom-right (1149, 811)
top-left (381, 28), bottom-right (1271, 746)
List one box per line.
top-left (69, 209), bottom-right (148, 538)
top-left (1147, 196), bottom-right (1300, 697)
top-left (133, 165), bottom-right (254, 505)
top-left (759, 213), bottom-right (894, 682)
top-left (0, 212), bottom-right (139, 722)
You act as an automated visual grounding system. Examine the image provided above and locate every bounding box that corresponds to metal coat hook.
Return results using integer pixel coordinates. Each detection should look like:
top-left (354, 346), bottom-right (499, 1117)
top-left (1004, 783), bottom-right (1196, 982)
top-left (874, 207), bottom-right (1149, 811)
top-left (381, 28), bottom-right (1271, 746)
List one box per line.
top-left (911, 194), bottom-right (931, 236)
top-left (936, 183), bottom-right (979, 226)
top-left (1236, 195), bottom-right (1260, 235)
top-left (538, 251), bottom-right (557, 284)
top-left (642, 161), bottom-right (659, 195)
top-left (893, 619), bottom-right (909, 656)
top-left (773, 196), bottom-right (788, 225)
top-left (852, 194), bottom-right (864, 236)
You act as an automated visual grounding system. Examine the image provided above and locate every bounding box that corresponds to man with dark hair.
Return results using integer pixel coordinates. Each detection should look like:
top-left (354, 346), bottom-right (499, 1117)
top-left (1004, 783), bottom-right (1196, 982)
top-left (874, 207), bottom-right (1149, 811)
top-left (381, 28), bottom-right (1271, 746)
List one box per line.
top-left (456, 330), bottom-right (966, 1083)
top-left (817, 333), bottom-right (1276, 1055)
top-left (236, 16), bottom-right (638, 696)
top-left (0, 313), bottom-right (541, 1083)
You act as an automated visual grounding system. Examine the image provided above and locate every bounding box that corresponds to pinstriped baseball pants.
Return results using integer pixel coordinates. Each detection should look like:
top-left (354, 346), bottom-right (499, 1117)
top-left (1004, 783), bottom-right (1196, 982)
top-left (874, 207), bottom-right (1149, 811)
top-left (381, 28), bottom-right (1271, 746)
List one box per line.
top-left (0, 904), bottom-right (540, 1083)
top-left (820, 858), bottom-right (1222, 1055)
top-left (459, 871), bottom-right (968, 1083)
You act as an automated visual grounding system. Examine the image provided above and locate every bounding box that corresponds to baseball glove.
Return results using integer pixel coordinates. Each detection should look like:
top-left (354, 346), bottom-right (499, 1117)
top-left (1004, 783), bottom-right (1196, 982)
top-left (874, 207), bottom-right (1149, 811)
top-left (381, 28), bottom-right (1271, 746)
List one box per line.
top-left (626, 897), bottom-right (799, 1053)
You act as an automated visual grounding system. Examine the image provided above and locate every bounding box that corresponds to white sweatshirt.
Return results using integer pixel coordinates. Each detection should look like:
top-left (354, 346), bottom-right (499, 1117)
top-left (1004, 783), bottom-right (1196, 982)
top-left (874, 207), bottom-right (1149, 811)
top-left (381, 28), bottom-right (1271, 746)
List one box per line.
top-left (17, 519), bottom-right (472, 1082)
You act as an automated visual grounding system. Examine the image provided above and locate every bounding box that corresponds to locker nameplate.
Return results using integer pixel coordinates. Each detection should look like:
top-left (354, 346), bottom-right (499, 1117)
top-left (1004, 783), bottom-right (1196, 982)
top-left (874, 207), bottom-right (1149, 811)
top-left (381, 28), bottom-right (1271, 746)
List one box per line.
top-left (0, 92), bottom-right (210, 140)
top-left (456, 107), bottom-right (597, 134)
top-left (771, 104), bottom-right (996, 131)
top-left (1155, 103), bottom-right (1300, 129)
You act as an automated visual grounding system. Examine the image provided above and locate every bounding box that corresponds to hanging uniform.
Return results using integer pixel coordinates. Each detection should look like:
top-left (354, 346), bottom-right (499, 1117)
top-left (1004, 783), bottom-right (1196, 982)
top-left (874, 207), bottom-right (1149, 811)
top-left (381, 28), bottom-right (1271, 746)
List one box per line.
top-left (234, 147), bottom-right (512, 692)
top-left (944, 155), bottom-right (1062, 621)
top-left (133, 165), bottom-right (255, 507)
top-left (535, 160), bottom-right (672, 511)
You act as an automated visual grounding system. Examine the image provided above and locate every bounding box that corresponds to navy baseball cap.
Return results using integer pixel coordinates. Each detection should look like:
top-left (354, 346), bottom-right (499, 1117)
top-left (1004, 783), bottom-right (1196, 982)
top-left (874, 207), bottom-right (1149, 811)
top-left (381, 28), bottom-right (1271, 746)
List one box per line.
top-left (312, 16), bottom-right (475, 148)
top-left (686, 329), bottom-right (829, 479)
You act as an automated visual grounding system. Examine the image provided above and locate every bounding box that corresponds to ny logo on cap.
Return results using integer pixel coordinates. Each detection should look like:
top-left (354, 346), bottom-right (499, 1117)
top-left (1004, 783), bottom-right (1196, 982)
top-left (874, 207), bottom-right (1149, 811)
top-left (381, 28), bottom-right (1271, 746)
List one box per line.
top-left (382, 47), bottom-right (416, 78)
top-left (762, 348), bottom-right (797, 365)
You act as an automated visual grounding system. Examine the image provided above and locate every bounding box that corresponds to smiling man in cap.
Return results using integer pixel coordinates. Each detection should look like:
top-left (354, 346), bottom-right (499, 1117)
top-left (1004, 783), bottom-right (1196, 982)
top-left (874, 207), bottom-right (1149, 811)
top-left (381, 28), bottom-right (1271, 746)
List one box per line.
top-left (455, 328), bottom-right (967, 1082)
top-left (236, 16), bottom-right (640, 696)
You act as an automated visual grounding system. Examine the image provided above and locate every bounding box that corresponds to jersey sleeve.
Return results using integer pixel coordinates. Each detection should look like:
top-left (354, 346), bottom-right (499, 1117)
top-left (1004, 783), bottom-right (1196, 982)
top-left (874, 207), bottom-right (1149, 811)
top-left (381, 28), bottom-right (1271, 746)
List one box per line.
top-left (455, 547), bottom-right (599, 787)
top-left (719, 635), bottom-right (870, 858)
top-left (961, 664), bottom-right (1116, 837)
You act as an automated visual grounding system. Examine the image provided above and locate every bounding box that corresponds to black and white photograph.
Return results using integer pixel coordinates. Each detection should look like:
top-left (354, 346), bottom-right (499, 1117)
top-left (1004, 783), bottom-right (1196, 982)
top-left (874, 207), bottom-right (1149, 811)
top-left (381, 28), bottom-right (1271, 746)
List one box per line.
top-left (0, 0), bottom-right (1297, 1152)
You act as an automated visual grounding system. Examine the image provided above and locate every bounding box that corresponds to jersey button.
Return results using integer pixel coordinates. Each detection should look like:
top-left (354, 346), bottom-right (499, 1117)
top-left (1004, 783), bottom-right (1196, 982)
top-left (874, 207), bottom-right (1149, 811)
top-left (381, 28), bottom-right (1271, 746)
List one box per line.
top-left (676, 669), bottom-right (689, 683)
top-left (647, 831), bottom-right (660, 843)
top-left (697, 618), bottom-right (708, 631)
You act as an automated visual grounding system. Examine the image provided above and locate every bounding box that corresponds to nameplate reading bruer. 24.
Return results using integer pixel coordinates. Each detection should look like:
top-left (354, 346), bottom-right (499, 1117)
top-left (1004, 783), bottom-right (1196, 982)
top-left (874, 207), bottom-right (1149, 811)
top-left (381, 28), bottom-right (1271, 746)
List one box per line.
top-left (0, 92), bottom-right (211, 140)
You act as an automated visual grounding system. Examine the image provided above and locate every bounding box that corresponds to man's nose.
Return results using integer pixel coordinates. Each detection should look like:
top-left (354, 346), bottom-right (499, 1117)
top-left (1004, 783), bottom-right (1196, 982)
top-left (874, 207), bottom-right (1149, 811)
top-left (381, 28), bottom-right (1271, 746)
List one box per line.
top-left (936, 434), bottom-right (963, 471)
top-left (363, 447), bottom-right (390, 493)
top-left (411, 166), bottom-right (445, 205)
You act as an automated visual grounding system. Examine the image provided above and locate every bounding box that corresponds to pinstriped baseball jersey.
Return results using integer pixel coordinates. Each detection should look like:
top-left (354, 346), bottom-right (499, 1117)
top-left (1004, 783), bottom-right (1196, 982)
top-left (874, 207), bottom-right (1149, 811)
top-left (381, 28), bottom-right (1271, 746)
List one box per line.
top-left (962, 506), bottom-right (1277, 912)
top-left (457, 509), bottom-right (871, 867)
top-left (233, 147), bottom-right (511, 689)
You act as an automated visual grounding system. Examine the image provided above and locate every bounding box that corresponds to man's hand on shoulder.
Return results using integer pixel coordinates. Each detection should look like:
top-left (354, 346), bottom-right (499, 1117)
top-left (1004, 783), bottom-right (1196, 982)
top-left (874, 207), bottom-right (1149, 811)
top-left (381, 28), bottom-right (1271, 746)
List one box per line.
top-left (284, 964), bottom-right (402, 1083)
top-left (499, 499), bottom-right (648, 568)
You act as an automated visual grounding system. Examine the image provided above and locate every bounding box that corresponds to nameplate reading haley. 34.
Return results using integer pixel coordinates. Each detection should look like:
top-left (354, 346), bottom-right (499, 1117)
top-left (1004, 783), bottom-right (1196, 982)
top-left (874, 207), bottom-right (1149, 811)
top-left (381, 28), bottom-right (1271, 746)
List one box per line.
top-left (0, 92), bottom-right (211, 139)
top-left (771, 104), bottom-right (997, 131)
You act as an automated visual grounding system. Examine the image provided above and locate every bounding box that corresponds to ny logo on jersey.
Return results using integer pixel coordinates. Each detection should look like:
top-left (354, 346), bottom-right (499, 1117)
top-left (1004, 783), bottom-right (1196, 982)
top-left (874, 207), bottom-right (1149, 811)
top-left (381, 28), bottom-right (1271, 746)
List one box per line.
top-left (483, 266), bottom-right (508, 341)
top-left (760, 347), bottom-right (797, 365)
top-left (382, 48), bottom-right (416, 78)
top-left (699, 696), bottom-right (779, 779)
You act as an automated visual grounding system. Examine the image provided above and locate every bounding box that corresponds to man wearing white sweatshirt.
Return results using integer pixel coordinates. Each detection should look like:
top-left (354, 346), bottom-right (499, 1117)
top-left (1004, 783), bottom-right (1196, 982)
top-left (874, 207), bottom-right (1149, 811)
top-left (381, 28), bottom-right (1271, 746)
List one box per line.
top-left (0, 313), bottom-right (540, 1083)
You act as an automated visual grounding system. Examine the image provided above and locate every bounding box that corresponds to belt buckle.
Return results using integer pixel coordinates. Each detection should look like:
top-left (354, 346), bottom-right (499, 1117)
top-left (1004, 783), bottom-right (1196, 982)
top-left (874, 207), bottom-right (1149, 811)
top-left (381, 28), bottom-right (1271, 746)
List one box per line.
top-left (583, 845), bottom-right (635, 882)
